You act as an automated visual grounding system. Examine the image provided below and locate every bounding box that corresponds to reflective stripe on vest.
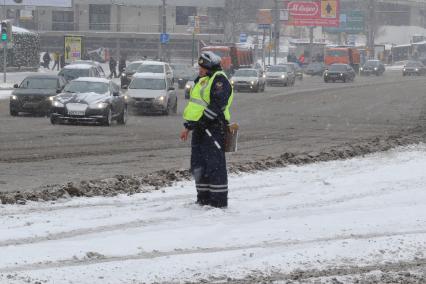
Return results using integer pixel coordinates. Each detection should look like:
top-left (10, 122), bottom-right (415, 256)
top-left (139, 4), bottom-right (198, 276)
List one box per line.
top-left (183, 71), bottom-right (233, 122)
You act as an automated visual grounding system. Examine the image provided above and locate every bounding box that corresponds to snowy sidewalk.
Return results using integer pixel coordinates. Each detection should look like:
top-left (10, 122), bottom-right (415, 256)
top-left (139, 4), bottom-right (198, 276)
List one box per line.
top-left (0, 145), bottom-right (426, 283)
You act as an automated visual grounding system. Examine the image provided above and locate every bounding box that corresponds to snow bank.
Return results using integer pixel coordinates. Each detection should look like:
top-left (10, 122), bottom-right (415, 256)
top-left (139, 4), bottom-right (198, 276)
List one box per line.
top-left (0, 144), bottom-right (425, 283)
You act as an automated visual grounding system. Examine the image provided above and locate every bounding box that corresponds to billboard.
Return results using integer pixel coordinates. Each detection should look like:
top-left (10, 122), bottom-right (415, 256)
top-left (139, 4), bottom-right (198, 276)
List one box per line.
top-left (64, 35), bottom-right (83, 64)
top-left (287, 0), bottom-right (339, 27)
top-left (4, 0), bottom-right (72, 7)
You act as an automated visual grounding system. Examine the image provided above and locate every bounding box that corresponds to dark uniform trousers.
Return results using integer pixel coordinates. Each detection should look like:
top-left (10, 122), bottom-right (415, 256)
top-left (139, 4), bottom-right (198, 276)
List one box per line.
top-left (191, 121), bottom-right (228, 208)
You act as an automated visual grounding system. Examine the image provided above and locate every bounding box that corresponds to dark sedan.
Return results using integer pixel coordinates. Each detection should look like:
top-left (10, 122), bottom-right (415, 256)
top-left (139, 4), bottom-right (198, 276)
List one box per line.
top-left (324, 64), bottom-right (356, 83)
top-left (120, 61), bottom-right (144, 88)
top-left (305, 62), bottom-right (326, 76)
top-left (9, 75), bottom-right (67, 116)
top-left (402, 61), bottom-right (426, 76)
top-left (360, 60), bottom-right (385, 76)
top-left (50, 78), bottom-right (127, 126)
top-left (171, 64), bottom-right (197, 89)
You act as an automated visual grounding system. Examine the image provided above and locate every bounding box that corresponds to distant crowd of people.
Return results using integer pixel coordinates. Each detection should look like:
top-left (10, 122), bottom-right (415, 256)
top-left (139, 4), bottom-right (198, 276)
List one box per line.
top-left (42, 51), bottom-right (65, 70)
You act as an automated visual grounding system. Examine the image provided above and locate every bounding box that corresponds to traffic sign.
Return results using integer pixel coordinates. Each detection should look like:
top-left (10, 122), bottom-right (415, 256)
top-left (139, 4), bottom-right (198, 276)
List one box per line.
top-left (323, 11), bottom-right (364, 34)
top-left (258, 24), bottom-right (271, 29)
top-left (239, 33), bottom-right (248, 43)
top-left (160, 33), bottom-right (169, 44)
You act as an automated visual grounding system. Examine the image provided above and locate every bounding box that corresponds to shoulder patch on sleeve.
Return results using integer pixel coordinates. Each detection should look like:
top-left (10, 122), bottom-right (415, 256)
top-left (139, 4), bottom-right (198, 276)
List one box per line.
top-left (215, 81), bottom-right (224, 89)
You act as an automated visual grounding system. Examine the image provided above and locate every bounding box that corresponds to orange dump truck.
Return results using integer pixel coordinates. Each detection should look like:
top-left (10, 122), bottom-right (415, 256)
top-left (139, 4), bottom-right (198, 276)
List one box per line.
top-left (324, 47), bottom-right (360, 72)
top-left (201, 45), bottom-right (254, 75)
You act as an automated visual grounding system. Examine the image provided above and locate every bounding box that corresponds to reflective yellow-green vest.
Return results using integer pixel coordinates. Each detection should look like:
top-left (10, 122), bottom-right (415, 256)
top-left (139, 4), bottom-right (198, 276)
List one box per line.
top-left (183, 71), bottom-right (233, 122)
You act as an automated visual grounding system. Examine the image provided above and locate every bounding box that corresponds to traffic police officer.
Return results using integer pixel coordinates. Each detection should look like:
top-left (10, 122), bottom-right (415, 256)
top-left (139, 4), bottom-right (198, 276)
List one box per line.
top-left (180, 51), bottom-right (234, 208)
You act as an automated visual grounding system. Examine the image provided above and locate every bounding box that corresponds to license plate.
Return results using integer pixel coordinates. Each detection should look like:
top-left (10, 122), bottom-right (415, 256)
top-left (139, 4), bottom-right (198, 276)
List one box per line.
top-left (68, 111), bottom-right (85, 116)
top-left (23, 103), bottom-right (38, 108)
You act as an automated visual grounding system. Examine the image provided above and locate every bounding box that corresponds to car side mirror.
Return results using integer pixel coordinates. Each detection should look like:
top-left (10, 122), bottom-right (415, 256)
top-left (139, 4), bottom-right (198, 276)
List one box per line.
top-left (13, 84), bottom-right (18, 88)
top-left (113, 91), bottom-right (120, 96)
top-left (168, 87), bottom-right (175, 91)
top-left (56, 89), bottom-right (62, 94)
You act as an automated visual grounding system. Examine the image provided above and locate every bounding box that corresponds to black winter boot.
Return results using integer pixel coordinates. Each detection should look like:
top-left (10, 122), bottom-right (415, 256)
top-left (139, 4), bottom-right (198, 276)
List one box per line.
top-left (196, 191), bottom-right (210, 206)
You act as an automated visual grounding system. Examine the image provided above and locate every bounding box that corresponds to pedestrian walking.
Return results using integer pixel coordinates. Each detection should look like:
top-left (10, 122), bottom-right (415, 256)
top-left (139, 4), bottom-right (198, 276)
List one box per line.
top-left (60, 53), bottom-right (65, 69)
top-left (43, 51), bottom-right (51, 69)
top-left (109, 56), bottom-right (117, 78)
top-left (180, 51), bottom-right (234, 208)
top-left (52, 51), bottom-right (60, 71)
top-left (118, 55), bottom-right (126, 77)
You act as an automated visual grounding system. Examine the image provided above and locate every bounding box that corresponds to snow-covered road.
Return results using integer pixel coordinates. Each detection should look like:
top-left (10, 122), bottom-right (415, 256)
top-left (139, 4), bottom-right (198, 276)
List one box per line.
top-left (1, 145), bottom-right (426, 283)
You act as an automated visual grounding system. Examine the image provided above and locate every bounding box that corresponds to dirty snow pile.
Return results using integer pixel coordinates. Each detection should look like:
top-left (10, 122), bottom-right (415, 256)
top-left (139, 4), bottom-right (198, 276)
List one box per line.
top-left (1, 144), bottom-right (426, 283)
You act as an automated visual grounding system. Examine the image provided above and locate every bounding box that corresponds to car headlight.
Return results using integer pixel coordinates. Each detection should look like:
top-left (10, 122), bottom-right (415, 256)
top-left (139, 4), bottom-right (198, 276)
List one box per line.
top-left (156, 96), bottom-right (165, 103)
top-left (53, 101), bottom-right (64, 108)
top-left (251, 81), bottom-right (255, 85)
top-left (340, 73), bottom-right (344, 76)
top-left (11, 95), bottom-right (17, 100)
top-left (48, 96), bottom-right (55, 101)
top-left (185, 84), bottom-right (191, 89)
top-left (230, 80), bottom-right (234, 85)
top-left (262, 74), bottom-right (266, 78)
top-left (415, 68), bottom-right (419, 72)
top-left (360, 67), bottom-right (363, 71)
top-left (281, 74), bottom-right (286, 78)
top-left (121, 73), bottom-right (126, 77)
top-left (403, 68), bottom-right (406, 72)
top-left (90, 102), bottom-right (108, 109)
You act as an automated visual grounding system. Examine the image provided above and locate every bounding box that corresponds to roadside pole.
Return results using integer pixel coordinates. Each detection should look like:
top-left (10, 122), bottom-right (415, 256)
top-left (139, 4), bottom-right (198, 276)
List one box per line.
top-left (3, 41), bottom-right (6, 83)
top-left (191, 31), bottom-right (195, 66)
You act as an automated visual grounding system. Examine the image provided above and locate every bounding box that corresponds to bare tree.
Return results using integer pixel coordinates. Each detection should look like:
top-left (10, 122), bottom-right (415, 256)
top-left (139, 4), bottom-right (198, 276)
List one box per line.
top-left (223, 0), bottom-right (261, 43)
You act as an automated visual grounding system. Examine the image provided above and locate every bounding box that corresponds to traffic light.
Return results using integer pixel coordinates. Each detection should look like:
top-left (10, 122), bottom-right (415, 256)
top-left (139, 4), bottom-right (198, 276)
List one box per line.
top-left (1, 22), bottom-right (7, 42)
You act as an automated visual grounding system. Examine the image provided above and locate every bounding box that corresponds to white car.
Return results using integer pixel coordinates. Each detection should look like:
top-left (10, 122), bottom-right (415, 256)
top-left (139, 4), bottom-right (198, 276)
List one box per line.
top-left (136, 61), bottom-right (174, 85)
top-left (58, 64), bottom-right (102, 82)
top-left (126, 73), bottom-right (177, 115)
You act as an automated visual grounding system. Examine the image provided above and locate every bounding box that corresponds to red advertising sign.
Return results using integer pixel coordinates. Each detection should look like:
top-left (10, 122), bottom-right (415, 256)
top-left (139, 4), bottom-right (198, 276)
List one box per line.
top-left (287, 0), bottom-right (339, 27)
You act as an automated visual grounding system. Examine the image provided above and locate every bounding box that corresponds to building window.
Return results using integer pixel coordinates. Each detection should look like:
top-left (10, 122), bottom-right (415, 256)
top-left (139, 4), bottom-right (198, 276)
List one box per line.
top-left (89, 4), bottom-right (111, 31)
top-left (52, 11), bottom-right (74, 31)
top-left (176, 6), bottom-right (196, 26)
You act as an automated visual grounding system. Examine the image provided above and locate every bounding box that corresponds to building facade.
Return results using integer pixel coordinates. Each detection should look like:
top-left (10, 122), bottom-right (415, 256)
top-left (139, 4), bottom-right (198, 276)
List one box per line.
top-left (1, 0), bottom-right (226, 34)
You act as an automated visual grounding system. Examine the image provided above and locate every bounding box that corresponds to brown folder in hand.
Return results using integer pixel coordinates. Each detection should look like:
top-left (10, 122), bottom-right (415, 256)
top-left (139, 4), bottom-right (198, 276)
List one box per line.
top-left (225, 123), bottom-right (239, 153)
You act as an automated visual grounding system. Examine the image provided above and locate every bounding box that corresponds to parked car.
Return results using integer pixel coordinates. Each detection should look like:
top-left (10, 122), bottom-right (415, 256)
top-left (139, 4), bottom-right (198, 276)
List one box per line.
top-left (136, 61), bottom-right (174, 85)
top-left (126, 73), bottom-right (177, 115)
top-left (324, 64), bottom-right (356, 83)
top-left (283, 63), bottom-right (303, 80)
top-left (50, 77), bottom-right (127, 126)
top-left (9, 75), bottom-right (67, 116)
top-left (305, 62), bottom-right (326, 76)
top-left (171, 64), bottom-right (197, 89)
top-left (58, 64), bottom-right (102, 82)
top-left (70, 60), bottom-right (106, 77)
top-left (360, 60), bottom-right (385, 76)
top-left (265, 65), bottom-right (296, 86)
top-left (402, 61), bottom-right (426, 76)
top-left (230, 68), bottom-right (266, 92)
top-left (120, 60), bottom-right (144, 88)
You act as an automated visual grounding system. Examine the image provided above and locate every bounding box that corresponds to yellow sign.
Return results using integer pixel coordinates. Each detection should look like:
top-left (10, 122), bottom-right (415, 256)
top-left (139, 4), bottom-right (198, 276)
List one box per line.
top-left (321, 0), bottom-right (337, 19)
top-left (64, 35), bottom-right (83, 64)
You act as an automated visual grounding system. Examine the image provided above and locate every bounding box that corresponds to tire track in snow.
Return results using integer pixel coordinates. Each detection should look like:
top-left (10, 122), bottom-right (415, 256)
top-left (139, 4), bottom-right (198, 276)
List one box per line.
top-left (2, 228), bottom-right (426, 273)
top-left (0, 217), bottom-right (177, 247)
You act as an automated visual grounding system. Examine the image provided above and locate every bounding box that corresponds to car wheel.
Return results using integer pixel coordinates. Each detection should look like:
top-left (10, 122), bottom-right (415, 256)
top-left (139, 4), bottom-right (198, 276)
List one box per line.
top-left (103, 107), bottom-right (113, 126)
top-left (172, 98), bottom-right (178, 114)
top-left (117, 106), bottom-right (128, 125)
top-left (50, 115), bottom-right (58, 125)
top-left (163, 101), bottom-right (170, 116)
top-left (10, 108), bottom-right (18, 116)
